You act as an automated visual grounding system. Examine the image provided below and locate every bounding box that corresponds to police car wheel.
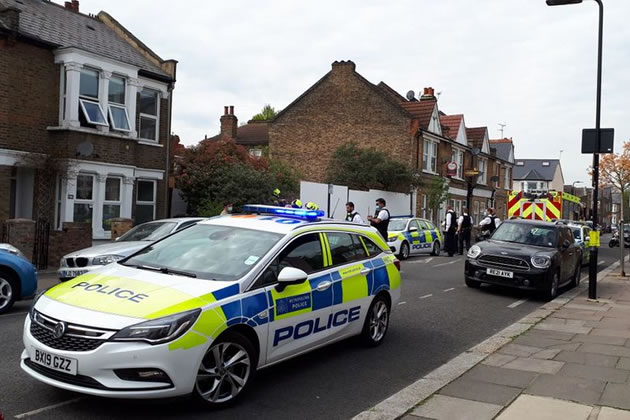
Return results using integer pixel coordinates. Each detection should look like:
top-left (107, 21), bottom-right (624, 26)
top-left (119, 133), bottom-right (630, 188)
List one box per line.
top-left (431, 241), bottom-right (441, 256)
top-left (361, 295), bottom-right (390, 347)
top-left (399, 242), bottom-right (410, 260)
top-left (194, 331), bottom-right (256, 407)
top-left (0, 272), bottom-right (17, 315)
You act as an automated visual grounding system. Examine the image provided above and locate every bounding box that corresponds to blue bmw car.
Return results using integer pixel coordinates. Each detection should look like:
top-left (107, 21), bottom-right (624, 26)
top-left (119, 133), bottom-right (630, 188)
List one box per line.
top-left (0, 244), bottom-right (38, 314)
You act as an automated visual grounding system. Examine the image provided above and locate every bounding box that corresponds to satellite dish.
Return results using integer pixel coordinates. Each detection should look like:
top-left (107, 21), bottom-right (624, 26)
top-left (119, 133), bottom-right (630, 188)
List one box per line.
top-left (76, 142), bottom-right (94, 157)
top-left (471, 147), bottom-right (481, 156)
top-left (406, 90), bottom-right (416, 101)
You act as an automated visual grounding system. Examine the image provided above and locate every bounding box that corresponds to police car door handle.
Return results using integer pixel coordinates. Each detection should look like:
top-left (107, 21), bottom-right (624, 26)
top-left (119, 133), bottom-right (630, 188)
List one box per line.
top-left (316, 281), bottom-right (332, 292)
top-left (360, 268), bottom-right (371, 276)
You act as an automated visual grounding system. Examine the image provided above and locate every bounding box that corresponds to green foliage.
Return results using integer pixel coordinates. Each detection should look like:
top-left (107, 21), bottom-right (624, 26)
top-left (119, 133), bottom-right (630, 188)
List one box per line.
top-left (175, 139), bottom-right (299, 214)
top-left (326, 142), bottom-right (421, 192)
top-left (426, 177), bottom-right (450, 216)
top-left (251, 104), bottom-right (279, 121)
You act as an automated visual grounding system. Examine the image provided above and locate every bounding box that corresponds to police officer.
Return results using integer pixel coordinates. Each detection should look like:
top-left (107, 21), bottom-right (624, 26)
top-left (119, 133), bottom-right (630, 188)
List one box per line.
top-left (444, 205), bottom-right (458, 257)
top-left (457, 207), bottom-right (472, 255)
top-left (367, 198), bottom-right (390, 240)
top-left (345, 202), bottom-right (364, 224)
top-left (479, 207), bottom-right (500, 235)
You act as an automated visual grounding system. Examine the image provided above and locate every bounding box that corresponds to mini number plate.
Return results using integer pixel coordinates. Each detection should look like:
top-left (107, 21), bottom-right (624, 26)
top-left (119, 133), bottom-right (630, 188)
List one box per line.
top-left (487, 268), bottom-right (514, 279)
top-left (31, 346), bottom-right (78, 375)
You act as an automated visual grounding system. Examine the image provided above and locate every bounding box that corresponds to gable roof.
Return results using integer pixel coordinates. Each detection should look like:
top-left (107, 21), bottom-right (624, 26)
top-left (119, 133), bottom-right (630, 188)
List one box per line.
top-left (513, 159), bottom-right (560, 181)
top-left (400, 99), bottom-right (437, 130)
top-left (489, 139), bottom-right (514, 163)
top-left (205, 121), bottom-right (269, 147)
top-left (466, 127), bottom-right (487, 148)
top-left (0, 0), bottom-right (170, 78)
top-left (439, 114), bottom-right (463, 140)
top-left (377, 81), bottom-right (408, 103)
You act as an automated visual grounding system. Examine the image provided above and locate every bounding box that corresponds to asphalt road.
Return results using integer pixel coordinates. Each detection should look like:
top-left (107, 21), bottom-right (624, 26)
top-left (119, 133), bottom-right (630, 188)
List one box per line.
top-left (0, 237), bottom-right (624, 419)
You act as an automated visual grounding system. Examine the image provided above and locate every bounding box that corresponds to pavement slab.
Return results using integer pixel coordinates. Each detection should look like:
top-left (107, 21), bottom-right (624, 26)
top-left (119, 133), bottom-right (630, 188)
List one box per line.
top-left (532, 348), bottom-right (562, 360)
top-left (554, 350), bottom-right (619, 368)
top-left (438, 378), bottom-right (522, 406)
top-left (600, 383), bottom-right (630, 410)
top-left (410, 395), bottom-right (502, 420)
top-left (513, 334), bottom-right (573, 349)
top-left (579, 343), bottom-right (630, 358)
top-left (526, 373), bottom-right (606, 405)
top-left (547, 342), bottom-right (583, 352)
top-left (482, 353), bottom-right (517, 367)
top-left (584, 318), bottom-right (630, 329)
top-left (573, 334), bottom-right (628, 346)
top-left (462, 364), bottom-right (538, 389)
top-left (534, 323), bottom-right (593, 335)
top-left (565, 303), bottom-right (611, 312)
top-left (525, 329), bottom-right (576, 341)
top-left (503, 357), bottom-right (565, 374)
top-left (495, 394), bottom-right (592, 420)
top-left (616, 358), bottom-right (630, 370)
top-left (597, 407), bottom-right (630, 420)
top-left (591, 329), bottom-right (630, 339)
top-left (557, 362), bottom-right (629, 383)
top-left (552, 310), bottom-right (605, 322)
top-left (499, 344), bottom-right (544, 358)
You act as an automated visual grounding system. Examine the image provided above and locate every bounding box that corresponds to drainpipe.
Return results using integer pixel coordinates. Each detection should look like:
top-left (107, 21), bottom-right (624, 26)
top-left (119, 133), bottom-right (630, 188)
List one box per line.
top-left (165, 84), bottom-right (173, 218)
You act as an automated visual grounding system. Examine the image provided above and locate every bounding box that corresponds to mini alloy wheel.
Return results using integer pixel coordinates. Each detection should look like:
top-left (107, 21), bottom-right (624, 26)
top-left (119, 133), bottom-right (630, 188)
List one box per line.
top-left (0, 275), bottom-right (16, 314)
top-left (547, 272), bottom-right (559, 301)
top-left (195, 332), bottom-right (255, 406)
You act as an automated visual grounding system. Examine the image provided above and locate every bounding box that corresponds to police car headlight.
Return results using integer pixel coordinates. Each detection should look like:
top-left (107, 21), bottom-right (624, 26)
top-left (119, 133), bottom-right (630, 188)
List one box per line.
top-left (92, 255), bottom-right (124, 266)
top-left (531, 255), bottom-right (551, 269)
top-left (110, 308), bottom-right (201, 345)
top-left (467, 245), bottom-right (482, 259)
top-left (387, 237), bottom-right (397, 243)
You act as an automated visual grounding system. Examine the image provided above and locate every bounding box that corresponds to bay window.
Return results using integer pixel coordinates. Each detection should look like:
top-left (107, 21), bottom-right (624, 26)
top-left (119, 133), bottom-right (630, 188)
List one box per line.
top-left (451, 148), bottom-right (464, 178)
top-left (136, 180), bottom-right (156, 224)
top-left (139, 88), bottom-right (159, 141)
top-left (478, 158), bottom-right (487, 185)
top-left (78, 68), bottom-right (108, 126)
top-left (423, 139), bottom-right (438, 173)
top-left (107, 75), bottom-right (131, 132)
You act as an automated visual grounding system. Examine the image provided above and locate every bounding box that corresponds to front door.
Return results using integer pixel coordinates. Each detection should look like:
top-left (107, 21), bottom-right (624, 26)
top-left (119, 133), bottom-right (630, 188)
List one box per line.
top-left (261, 233), bottom-right (334, 363)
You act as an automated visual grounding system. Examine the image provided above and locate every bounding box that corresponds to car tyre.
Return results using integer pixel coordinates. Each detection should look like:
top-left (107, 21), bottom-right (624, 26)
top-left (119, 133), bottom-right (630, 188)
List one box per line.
top-left (571, 261), bottom-right (582, 288)
top-left (431, 241), bottom-right (441, 256)
top-left (465, 276), bottom-right (481, 288)
top-left (0, 270), bottom-right (17, 315)
top-left (194, 331), bottom-right (257, 408)
top-left (546, 271), bottom-right (560, 301)
top-left (398, 241), bottom-right (410, 260)
top-left (361, 294), bottom-right (390, 347)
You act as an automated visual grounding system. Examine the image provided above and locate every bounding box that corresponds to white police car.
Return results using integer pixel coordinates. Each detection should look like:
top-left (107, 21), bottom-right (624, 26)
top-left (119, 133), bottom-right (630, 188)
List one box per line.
top-left (387, 217), bottom-right (443, 259)
top-left (21, 205), bottom-right (401, 406)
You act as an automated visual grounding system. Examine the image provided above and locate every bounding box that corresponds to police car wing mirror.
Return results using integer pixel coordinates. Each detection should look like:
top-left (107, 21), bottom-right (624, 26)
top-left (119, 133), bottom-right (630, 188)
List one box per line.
top-left (276, 267), bottom-right (308, 292)
top-left (409, 226), bottom-right (418, 232)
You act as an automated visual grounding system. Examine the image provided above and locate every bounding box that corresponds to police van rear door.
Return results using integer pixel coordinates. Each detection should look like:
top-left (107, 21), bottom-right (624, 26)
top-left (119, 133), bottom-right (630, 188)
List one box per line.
top-left (259, 232), bottom-right (335, 364)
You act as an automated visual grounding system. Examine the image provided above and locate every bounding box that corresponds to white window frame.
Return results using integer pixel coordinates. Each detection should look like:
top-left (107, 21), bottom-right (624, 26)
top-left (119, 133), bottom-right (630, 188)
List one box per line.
top-left (136, 179), bottom-right (157, 222)
top-left (103, 176), bottom-right (122, 232)
top-left (78, 67), bottom-right (109, 127)
top-left (495, 163), bottom-right (500, 188)
top-left (79, 99), bottom-right (109, 126)
top-left (73, 173), bottom-right (95, 223)
top-left (451, 147), bottom-right (464, 179)
top-left (477, 158), bottom-right (487, 185)
top-left (423, 139), bottom-right (438, 174)
top-left (138, 88), bottom-right (160, 142)
top-left (505, 167), bottom-right (511, 190)
top-left (107, 74), bottom-right (131, 132)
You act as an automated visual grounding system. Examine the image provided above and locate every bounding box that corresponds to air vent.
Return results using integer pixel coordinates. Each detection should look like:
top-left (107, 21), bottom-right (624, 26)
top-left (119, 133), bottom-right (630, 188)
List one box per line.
top-left (542, 161), bottom-right (550, 166)
top-left (14, 0), bottom-right (24, 4)
top-left (516, 162), bottom-right (524, 166)
top-left (86, 24), bottom-right (95, 31)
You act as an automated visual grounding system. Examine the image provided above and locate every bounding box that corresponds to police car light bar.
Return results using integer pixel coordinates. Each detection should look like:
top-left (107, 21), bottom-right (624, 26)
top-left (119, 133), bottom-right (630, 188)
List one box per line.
top-left (242, 205), bottom-right (325, 220)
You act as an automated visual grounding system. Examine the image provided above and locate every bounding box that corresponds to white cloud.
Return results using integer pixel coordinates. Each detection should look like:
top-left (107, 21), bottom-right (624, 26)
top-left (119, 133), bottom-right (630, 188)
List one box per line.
top-left (82, 0), bottom-right (630, 184)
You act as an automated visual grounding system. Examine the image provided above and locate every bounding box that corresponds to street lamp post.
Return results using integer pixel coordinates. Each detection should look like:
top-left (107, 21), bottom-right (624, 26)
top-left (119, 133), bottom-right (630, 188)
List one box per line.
top-left (546, 0), bottom-right (604, 300)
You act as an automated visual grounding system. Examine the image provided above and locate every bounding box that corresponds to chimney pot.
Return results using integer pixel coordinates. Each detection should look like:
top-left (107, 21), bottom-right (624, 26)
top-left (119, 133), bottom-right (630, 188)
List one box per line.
top-left (423, 87), bottom-right (429, 95)
top-left (229, 105), bottom-right (234, 115)
top-left (220, 107), bottom-right (238, 140)
top-left (224, 106), bottom-right (228, 115)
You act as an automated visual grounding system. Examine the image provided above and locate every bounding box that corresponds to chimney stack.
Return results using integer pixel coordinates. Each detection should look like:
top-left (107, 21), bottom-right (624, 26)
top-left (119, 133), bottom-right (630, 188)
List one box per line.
top-left (64, 1), bottom-right (79, 12)
top-left (220, 105), bottom-right (238, 140)
top-left (420, 87), bottom-right (436, 101)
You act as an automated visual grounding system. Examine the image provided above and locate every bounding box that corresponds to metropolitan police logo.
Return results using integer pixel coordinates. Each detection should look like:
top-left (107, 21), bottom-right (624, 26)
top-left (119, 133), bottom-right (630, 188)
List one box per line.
top-left (53, 322), bottom-right (67, 339)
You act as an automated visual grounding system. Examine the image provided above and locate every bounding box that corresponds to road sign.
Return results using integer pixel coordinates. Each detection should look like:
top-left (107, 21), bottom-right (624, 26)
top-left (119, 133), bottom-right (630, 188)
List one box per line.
top-left (582, 128), bottom-right (614, 154)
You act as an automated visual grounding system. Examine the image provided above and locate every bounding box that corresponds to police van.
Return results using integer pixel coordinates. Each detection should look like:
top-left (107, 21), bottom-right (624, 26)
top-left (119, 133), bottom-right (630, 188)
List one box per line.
top-left (21, 205), bottom-right (401, 406)
top-left (387, 217), bottom-right (442, 259)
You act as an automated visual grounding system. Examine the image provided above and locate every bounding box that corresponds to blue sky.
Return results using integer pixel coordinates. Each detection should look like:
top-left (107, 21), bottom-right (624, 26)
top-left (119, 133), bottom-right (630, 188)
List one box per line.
top-left (83, 0), bottom-right (630, 185)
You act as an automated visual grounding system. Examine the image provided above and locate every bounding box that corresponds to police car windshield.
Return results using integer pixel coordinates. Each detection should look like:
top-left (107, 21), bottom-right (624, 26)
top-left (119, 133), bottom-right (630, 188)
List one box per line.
top-left (388, 219), bottom-right (408, 231)
top-left (118, 222), bottom-right (177, 242)
top-left (491, 222), bottom-right (557, 248)
top-left (123, 224), bottom-right (283, 281)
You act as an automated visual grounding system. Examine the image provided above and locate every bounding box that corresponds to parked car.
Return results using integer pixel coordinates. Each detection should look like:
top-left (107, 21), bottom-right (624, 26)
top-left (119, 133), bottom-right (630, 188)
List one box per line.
top-left (0, 243), bottom-right (38, 314)
top-left (569, 223), bottom-right (591, 266)
top-left (58, 218), bottom-right (204, 281)
top-left (386, 217), bottom-right (442, 259)
top-left (465, 219), bottom-right (582, 300)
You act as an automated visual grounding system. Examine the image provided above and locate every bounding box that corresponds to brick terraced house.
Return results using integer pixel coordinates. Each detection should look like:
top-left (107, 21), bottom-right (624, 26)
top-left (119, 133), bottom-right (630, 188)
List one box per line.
top-left (269, 60), bottom-right (514, 223)
top-left (0, 0), bottom-right (176, 240)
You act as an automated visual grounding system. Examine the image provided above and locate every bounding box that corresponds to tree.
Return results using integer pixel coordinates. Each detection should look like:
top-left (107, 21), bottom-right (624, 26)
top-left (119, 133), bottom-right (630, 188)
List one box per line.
top-left (326, 142), bottom-right (421, 192)
top-left (426, 177), bottom-right (450, 224)
top-left (598, 141), bottom-right (630, 276)
top-left (251, 104), bottom-right (279, 121)
top-left (175, 139), bottom-right (298, 215)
